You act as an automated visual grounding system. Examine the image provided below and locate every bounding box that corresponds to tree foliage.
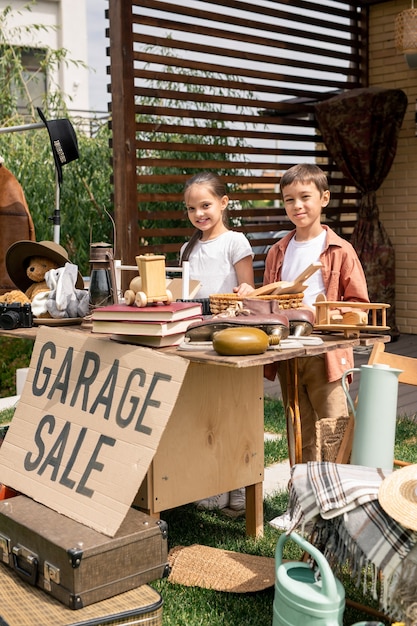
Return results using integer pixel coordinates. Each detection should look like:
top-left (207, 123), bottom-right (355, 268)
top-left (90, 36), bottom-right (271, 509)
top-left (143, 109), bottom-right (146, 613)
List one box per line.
top-left (0, 118), bottom-right (113, 277)
top-left (0, 4), bottom-right (113, 276)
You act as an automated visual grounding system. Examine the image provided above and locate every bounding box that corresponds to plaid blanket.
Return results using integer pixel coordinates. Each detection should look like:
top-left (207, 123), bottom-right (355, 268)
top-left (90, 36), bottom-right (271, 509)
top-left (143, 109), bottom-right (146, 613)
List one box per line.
top-left (287, 462), bottom-right (417, 620)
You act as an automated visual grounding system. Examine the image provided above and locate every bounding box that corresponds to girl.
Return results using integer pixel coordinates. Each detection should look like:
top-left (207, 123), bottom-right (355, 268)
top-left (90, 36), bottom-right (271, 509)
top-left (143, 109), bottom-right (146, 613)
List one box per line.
top-left (180, 172), bottom-right (254, 298)
top-left (180, 172), bottom-right (255, 512)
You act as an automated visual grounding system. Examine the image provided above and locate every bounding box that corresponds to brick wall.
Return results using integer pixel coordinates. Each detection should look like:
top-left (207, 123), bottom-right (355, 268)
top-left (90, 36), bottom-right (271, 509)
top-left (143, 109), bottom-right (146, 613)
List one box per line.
top-left (370, 1), bottom-right (417, 334)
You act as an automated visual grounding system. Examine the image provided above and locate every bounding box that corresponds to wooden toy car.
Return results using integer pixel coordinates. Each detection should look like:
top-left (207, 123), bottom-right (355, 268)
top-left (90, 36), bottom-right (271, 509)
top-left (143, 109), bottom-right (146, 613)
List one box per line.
top-left (124, 254), bottom-right (173, 307)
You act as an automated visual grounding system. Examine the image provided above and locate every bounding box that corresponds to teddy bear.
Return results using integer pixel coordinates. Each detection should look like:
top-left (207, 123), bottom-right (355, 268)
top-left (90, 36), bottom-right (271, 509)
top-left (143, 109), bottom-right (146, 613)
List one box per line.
top-left (2, 239), bottom-right (85, 319)
top-left (0, 256), bottom-right (58, 313)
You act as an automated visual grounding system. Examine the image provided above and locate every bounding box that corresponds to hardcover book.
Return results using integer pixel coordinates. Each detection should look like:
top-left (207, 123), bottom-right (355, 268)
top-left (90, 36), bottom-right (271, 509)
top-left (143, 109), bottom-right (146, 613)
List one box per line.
top-left (91, 316), bottom-right (201, 336)
top-left (91, 301), bottom-right (202, 322)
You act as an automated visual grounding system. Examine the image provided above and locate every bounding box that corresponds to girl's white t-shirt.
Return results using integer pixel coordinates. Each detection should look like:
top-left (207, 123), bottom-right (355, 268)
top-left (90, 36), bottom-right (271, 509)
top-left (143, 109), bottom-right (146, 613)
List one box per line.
top-left (180, 230), bottom-right (253, 298)
top-left (281, 229), bottom-right (326, 307)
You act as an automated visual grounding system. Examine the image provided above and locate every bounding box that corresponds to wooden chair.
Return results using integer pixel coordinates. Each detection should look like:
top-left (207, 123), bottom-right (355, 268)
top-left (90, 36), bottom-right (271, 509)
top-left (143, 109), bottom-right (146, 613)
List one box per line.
top-left (336, 341), bottom-right (417, 465)
top-left (332, 341), bottom-right (417, 619)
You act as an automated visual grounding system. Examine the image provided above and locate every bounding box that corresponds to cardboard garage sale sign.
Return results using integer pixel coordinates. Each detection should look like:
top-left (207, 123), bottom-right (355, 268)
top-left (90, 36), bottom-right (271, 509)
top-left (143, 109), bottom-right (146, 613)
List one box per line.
top-left (0, 327), bottom-right (189, 536)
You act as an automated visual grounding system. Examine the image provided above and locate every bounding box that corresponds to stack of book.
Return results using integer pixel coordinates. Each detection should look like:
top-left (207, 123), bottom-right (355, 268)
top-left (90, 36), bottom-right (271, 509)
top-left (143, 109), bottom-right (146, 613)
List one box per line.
top-left (91, 301), bottom-right (203, 348)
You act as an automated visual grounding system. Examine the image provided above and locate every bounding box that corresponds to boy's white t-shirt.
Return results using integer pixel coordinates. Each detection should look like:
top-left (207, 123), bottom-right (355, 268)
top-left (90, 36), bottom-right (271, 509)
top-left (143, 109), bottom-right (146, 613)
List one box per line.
top-left (180, 230), bottom-right (253, 298)
top-left (281, 229), bottom-right (326, 307)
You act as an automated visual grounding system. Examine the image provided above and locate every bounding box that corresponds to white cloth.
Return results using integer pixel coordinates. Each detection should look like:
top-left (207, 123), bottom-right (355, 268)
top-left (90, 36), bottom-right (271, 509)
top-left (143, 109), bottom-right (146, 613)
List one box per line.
top-left (281, 230), bottom-right (326, 306)
top-left (45, 263), bottom-right (89, 318)
top-left (30, 290), bottom-right (50, 317)
top-left (180, 231), bottom-right (253, 298)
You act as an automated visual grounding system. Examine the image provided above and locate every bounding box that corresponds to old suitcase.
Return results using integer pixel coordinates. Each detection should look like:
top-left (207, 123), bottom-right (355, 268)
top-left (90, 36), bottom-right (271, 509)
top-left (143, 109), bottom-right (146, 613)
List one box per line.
top-left (0, 562), bottom-right (163, 625)
top-left (0, 495), bottom-right (168, 609)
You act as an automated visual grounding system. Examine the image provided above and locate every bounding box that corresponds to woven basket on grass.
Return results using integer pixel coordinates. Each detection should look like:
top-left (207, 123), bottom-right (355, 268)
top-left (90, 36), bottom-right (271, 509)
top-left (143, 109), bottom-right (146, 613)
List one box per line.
top-left (209, 292), bottom-right (304, 315)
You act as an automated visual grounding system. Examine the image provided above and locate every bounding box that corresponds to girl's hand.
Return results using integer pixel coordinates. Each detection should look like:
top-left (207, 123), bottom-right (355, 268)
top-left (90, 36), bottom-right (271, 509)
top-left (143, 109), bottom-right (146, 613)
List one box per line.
top-left (233, 282), bottom-right (255, 297)
top-left (234, 256), bottom-right (254, 295)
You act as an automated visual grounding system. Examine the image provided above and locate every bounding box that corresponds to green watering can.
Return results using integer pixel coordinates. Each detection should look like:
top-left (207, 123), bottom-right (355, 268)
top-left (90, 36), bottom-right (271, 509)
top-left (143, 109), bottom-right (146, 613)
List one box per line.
top-left (272, 531), bottom-right (345, 626)
top-left (342, 363), bottom-right (402, 470)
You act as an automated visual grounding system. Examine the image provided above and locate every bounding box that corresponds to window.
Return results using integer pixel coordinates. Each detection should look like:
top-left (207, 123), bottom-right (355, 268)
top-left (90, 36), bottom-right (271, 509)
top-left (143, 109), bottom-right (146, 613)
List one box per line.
top-left (11, 48), bottom-right (47, 114)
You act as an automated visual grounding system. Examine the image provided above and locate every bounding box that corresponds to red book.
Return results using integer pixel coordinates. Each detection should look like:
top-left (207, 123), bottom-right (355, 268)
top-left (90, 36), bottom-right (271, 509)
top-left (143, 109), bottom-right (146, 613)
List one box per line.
top-left (91, 301), bottom-right (202, 322)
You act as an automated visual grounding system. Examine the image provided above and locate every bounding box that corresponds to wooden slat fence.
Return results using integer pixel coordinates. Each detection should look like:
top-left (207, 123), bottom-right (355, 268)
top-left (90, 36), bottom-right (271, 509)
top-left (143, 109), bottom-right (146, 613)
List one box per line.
top-left (108, 0), bottom-right (367, 284)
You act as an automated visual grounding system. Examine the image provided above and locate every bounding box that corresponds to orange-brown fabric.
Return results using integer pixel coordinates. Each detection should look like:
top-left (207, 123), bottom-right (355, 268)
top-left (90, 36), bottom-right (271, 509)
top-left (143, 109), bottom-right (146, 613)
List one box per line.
top-left (0, 164), bottom-right (35, 294)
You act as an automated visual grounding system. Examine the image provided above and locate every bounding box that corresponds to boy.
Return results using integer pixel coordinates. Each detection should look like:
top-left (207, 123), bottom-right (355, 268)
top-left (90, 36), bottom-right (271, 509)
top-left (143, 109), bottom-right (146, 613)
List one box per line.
top-left (264, 164), bottom-right (369, 468)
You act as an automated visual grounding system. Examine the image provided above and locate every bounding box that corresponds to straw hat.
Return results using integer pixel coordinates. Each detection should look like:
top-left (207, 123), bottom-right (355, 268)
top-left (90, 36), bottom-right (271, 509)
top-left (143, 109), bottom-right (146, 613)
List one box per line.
top-left (37, 108), bottom-right (79, 184)
top-left (378, 464), bottom-right (417, 531)
top-left (6, 240), bottom-right (84, 292)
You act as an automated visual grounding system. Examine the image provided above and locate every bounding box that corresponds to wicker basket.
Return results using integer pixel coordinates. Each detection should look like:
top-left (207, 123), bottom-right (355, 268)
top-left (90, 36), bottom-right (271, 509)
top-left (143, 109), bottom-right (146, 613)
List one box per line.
top-left (395, 8), bottom-right (417, 53)
top-left (209, 292), bottom-right (304, 315)
top-left (315, 415), bottom-right (350, 463)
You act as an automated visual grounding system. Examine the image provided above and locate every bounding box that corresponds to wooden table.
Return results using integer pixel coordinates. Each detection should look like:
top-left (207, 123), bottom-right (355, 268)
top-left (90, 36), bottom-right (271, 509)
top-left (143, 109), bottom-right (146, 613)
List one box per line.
top-left (0, 324), bottom-right (388, 538)
top-left (135, 332), bottom-right (378, 540)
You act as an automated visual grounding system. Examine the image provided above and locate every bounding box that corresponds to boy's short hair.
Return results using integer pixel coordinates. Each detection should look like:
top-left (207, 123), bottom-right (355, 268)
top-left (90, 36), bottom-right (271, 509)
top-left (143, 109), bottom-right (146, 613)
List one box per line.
top-left (280, 164), bottom-right (329, 195)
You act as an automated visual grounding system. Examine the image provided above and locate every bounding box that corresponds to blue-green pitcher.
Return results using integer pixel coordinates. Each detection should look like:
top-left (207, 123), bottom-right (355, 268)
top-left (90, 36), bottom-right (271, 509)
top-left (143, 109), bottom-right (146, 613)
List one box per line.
top-left (342, 363), bottom-right (402, 470)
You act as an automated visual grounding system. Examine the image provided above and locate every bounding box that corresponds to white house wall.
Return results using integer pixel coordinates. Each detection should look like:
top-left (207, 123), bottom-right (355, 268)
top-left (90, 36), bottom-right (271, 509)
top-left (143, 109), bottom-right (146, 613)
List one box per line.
top-left (0, 0), bottom-right (89, 112)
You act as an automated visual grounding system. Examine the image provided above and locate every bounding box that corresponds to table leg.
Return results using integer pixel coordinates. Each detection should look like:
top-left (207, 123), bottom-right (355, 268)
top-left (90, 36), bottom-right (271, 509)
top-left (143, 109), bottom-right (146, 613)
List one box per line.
top-left (245, 482), bottom-right (264, 538)
top-left (285, 358), bottom-right (302, 466)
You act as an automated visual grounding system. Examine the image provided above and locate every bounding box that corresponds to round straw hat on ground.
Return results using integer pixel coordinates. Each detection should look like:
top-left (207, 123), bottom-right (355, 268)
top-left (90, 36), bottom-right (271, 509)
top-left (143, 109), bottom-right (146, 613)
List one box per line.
top-left (378, 464), bottom-right (417, 531)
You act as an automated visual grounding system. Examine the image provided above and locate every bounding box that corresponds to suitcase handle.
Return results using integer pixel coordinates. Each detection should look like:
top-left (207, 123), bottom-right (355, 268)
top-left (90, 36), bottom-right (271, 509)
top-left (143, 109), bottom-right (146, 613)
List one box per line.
top-left (12, 546), bottom-right (38, 586)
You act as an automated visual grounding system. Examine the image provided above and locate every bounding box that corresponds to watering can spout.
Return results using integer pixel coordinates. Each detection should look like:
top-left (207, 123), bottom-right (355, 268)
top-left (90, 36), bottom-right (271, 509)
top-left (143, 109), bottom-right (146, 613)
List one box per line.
top-left (341, 363), bottom-right (402, 470)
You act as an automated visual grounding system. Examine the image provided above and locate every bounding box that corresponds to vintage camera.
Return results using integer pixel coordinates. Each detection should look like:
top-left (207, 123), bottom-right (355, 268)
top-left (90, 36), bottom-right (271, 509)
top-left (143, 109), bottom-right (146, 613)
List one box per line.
top-left (0, 303), bottom-right (33, 330)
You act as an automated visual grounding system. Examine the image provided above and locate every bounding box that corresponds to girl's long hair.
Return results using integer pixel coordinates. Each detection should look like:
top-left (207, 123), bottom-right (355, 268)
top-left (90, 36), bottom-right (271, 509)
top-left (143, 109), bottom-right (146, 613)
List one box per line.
top-left (180, 172), bottom-right (229, 263)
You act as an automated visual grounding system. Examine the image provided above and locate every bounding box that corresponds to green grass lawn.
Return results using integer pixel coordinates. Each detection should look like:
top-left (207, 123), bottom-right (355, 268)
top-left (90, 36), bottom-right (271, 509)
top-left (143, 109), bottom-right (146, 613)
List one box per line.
top-left (0, 397), bottom-right (416, 625)
top-left (0, 337), bottom-right (33, 398)
top-left (151, 395), bottom-right (414, 626)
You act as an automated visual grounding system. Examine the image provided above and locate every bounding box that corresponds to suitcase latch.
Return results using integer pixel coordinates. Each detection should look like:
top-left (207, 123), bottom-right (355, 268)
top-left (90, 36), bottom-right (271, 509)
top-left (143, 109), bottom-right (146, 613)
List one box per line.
top-left (44, 561), bottom-right (60, 591)
top-left (0, 532), bottom-right (10, 564)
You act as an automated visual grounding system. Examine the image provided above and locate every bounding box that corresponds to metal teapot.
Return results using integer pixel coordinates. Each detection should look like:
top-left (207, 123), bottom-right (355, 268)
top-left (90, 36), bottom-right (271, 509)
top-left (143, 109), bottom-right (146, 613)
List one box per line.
top-left (342, 363), bottom-right (402, 470)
